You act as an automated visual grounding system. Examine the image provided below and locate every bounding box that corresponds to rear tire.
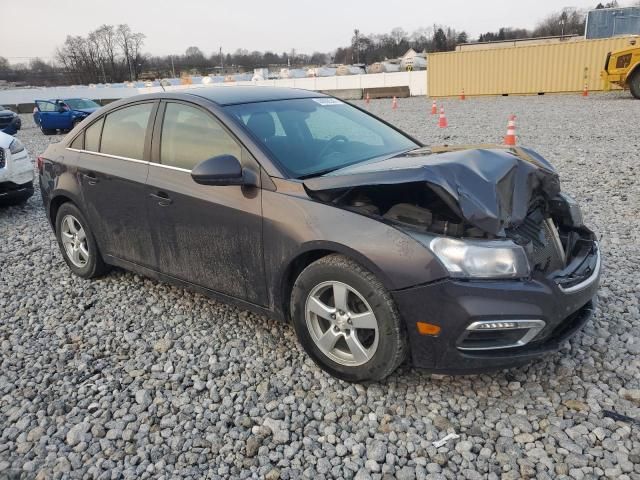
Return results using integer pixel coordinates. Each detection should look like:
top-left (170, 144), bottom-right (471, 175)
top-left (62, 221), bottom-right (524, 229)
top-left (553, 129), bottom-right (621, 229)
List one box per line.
top-left (629, 69), bottom-right (640, 99)
top-left (290, 254), bottom-right (407, 382)
top-left (55, 202), bottom-right (109, 278)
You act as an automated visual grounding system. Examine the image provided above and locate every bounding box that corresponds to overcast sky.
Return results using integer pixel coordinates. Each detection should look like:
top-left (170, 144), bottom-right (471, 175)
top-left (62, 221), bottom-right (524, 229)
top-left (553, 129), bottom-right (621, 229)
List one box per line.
top-left (2, 0), bottom-right (624, 62)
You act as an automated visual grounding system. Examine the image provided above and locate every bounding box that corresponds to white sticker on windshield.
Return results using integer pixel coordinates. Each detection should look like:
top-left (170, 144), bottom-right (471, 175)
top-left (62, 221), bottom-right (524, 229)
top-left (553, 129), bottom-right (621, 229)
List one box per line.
top-left (313, 98), bottom-right (343, 106)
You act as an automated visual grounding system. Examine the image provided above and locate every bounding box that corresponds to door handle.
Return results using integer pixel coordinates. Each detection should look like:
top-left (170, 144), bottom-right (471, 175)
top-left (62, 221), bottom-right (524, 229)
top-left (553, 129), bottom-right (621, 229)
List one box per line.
top-left (81, 172), bottom-right (98, 185)
top-left (149, 191), bottom-right (173, 206)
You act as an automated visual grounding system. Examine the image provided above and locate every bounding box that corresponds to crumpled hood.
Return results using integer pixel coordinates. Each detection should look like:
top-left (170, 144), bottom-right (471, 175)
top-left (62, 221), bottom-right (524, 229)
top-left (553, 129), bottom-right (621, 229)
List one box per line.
top-left (304, 145), bottom-right (561, 236)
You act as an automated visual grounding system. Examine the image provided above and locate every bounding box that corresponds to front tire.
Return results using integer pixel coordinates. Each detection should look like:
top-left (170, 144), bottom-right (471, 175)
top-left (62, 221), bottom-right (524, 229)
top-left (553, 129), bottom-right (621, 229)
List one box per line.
top-left (55, 202), bottom-right (109, 278)
top-left (40, 125), bottom-right (56, 135)
top-left (290, 254), bottom-right (407, 382)
top-left (629, 69), bottom-right (640, 99)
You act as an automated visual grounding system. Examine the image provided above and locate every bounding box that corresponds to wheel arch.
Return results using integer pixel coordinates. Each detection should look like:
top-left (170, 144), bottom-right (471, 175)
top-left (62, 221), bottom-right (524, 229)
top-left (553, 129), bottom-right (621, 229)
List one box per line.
top-left (48, 192), bottom-right (83, 232)
top-left (625, 62), bottom-right (640, 84)
top-left (277, 242), bottom-right (395, 323)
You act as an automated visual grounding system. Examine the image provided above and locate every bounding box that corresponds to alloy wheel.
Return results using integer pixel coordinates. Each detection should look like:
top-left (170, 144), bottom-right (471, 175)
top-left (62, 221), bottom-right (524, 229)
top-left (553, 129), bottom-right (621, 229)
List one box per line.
top-left (305, 281), bottom-right (379, 366)
top-left (60, 214), bottom-right (90, 268)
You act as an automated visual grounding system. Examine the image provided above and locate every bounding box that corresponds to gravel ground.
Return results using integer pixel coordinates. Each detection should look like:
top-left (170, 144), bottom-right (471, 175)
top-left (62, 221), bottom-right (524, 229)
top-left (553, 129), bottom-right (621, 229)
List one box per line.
top-left (1, 92), bottom-right (639, 480)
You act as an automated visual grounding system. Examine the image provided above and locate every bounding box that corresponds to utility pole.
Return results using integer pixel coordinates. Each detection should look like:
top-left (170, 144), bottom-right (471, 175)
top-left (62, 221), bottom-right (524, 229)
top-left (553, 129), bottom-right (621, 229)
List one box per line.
top-left (171, 55), bottom-right (176, 78)
top-left (353, 29), bottom-right (360, 64)
top-left (219, 47), bottom-right (223, 70)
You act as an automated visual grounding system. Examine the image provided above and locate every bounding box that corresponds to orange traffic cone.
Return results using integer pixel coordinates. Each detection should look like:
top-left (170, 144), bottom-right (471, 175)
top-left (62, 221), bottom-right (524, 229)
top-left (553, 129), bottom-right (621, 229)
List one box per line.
top-left (582, 83), bottom-right (589, 97)
top-left (392, 96), bottom-right (398, 110)
top-left (460, 89), bottom-right (466, 100)
top-left (365, 92), bottom-right (370, 105)
top-left (504, 115), bottom-right (517, 146)
top-left (438, 107), bottom-right (448, 128)
top-left (431, 100), bottom-right (437, 115)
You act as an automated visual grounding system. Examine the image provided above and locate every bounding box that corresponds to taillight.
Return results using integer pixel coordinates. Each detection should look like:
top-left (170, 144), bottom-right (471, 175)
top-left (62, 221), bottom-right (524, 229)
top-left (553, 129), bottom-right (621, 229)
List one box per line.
top-left (36, 156), bottom-right (44, 173)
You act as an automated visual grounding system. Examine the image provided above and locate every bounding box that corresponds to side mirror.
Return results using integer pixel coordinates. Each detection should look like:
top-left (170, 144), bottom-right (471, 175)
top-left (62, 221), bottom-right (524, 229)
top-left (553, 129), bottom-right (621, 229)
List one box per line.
top-left (191, 155), bottom-right (247, 186)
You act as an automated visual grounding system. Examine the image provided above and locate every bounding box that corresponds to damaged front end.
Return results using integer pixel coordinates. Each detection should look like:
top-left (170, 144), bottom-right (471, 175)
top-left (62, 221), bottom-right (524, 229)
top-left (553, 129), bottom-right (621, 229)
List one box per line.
top-left (304, 145), bottom-right (599, 287)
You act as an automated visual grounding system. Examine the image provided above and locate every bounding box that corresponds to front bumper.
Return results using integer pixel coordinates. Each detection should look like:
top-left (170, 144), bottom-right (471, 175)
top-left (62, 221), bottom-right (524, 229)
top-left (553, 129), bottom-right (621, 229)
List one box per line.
top-left (0, 180), bottom-right (34, 201)
top-left (392, 246), bottom-right (600, 373)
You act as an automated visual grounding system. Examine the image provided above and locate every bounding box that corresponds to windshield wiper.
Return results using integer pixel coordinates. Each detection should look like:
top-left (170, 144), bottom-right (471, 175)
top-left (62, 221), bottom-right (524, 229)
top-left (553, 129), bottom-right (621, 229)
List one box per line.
top-left (298, 167), bottom-right (341, 179)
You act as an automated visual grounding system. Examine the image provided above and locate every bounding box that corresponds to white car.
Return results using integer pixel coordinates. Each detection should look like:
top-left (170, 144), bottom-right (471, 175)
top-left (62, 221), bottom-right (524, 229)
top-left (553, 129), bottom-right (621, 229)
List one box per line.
top-left (0, 131), bottom-right (34, 205)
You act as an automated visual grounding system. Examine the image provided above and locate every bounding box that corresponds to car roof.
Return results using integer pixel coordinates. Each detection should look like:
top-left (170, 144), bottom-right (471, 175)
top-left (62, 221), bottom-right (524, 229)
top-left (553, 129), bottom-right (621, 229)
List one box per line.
top-left (183, 86), bottom-right (327, 106)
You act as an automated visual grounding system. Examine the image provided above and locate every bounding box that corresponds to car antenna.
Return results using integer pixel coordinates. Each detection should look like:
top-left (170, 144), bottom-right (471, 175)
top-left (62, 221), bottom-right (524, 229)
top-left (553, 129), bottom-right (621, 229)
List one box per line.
top-left (159, 80), bottom-right (166, 92)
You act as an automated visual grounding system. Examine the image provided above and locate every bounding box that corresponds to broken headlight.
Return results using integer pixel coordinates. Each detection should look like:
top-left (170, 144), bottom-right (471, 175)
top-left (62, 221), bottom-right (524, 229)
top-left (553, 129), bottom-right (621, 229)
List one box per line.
top-left (429, 237), bottom-right (530, 279)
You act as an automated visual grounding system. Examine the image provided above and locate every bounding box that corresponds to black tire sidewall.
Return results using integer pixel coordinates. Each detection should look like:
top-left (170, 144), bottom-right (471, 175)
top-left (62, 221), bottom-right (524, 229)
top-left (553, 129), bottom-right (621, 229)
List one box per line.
top-left (630, 70), bottom-right (640, 99)
top-left (55, 203), bottom-right (103, 278)
top-left (291, 257), bottom-right (405, 382)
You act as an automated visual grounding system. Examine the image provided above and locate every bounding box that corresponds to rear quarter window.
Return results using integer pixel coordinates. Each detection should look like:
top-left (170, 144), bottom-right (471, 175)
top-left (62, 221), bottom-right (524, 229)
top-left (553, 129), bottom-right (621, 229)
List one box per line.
top-left (70, 132), bottom-right (84, 150)
top-left (84, 118), bottom-right (104, 152)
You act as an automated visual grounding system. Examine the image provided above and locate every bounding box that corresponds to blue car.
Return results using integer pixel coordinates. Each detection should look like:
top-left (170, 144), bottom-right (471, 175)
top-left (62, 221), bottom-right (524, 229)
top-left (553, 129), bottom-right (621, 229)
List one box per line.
top-left (33, 98), bottom-right (101, 135)
top-left (0, 105), bottom-right (21, 135)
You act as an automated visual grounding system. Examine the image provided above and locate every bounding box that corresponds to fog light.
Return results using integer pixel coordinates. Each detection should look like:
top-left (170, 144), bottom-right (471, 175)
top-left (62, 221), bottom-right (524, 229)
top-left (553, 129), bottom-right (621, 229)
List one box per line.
top-left (474, 321), bottom-right (519, 330)
top-left (457, 319), bottom-right (546, 350)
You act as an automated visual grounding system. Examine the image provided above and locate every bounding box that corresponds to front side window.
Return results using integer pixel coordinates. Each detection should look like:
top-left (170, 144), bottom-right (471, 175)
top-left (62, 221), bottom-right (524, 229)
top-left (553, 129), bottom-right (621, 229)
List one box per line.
top-left (84, 118), bottom-right (104, 152)
top-left (100, 103), bottom-right (153, 160)
top-left (160, 103), bottom-right (241, 170)
top-left (36, 101), bottom-right (57, 113)
top-left (226, 98), bottom-right (418, 178)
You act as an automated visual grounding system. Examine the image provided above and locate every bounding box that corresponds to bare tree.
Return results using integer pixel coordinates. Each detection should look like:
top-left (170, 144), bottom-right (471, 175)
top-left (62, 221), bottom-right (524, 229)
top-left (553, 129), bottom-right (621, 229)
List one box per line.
top-left (56, 24), bottom-right (145, 83)
top-left (533, 8), bottom-right (586, 37)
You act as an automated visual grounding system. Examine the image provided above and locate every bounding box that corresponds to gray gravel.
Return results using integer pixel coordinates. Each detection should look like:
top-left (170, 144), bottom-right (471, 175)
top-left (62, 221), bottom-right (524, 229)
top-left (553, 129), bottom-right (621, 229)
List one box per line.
top-left (1, 93), bottom-right (639, 479)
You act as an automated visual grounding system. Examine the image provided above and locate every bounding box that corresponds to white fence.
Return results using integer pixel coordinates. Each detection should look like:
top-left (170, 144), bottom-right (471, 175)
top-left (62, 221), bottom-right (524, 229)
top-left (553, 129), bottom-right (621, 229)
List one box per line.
top-left (0, 71), bottom-right (427, 106)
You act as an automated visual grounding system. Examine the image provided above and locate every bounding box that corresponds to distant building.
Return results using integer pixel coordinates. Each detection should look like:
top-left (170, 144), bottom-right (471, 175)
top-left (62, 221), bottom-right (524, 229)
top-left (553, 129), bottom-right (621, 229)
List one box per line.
top-left (585, 7), bottom-right (640, 39)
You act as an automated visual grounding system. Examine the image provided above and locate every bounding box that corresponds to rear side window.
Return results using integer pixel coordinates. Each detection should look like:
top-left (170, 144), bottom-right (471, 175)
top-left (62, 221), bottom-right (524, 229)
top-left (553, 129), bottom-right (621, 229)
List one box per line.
top-left (160, 103), bottom-right (241, 170)
top-left (100, 103), bottom-right (153, 160)
top-left (84, 118), bottom-right (104, 152)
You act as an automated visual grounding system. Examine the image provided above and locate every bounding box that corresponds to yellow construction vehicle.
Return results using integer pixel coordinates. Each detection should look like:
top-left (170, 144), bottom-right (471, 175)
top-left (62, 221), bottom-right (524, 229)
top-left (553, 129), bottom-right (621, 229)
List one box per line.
top-left (602, 37), bottom-right (640, 99)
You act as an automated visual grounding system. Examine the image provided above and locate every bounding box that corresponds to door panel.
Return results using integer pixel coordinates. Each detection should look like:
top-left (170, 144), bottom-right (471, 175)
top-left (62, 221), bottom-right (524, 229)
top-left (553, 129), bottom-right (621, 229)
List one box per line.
top-left (76, 102), bottom-right (157, 267)
top-left (36, 101), bottom-right (69, 130)
top-left (77, 153), bottom-right (156, 267)
top-left (145, 165), bottom-right (266, 305)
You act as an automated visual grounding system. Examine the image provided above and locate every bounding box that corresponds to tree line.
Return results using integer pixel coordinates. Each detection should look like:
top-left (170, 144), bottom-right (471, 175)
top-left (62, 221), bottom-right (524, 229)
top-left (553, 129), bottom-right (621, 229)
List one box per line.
top-left (0, 2), bottom-right (636, 87)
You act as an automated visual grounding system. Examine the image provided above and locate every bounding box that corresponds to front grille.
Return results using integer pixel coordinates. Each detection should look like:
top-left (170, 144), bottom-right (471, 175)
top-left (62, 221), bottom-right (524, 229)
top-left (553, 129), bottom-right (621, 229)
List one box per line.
top-left (0, 148), bottom-right (5, 169)
top-left (616, 54), bottom-right (632, 69)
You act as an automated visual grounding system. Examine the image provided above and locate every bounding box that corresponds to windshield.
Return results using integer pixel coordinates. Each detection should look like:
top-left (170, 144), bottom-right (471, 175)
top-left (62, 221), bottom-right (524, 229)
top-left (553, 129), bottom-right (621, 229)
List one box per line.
top-left (64, 98), bottom-right (100, 110)
top-left (226, 98), bottom-right (418, 178)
